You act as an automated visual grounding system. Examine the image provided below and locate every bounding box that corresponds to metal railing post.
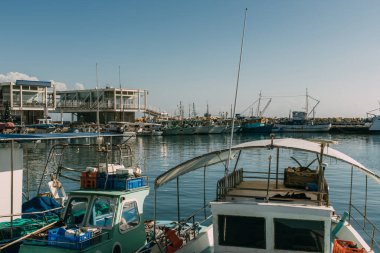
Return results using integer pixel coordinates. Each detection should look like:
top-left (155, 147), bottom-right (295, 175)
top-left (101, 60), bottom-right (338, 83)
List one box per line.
top-left (266, 155), bottom-right (272, 202)
top-left (276, 147), bottom-right (279, 189)
top-left (364, 175), bottom-right (368, 228)
top-left (348, 166), bottom-right (353, 223)
top-left (204, 166), bottom-right (206, 220)
top-left (177, 177), bottom-right (180, 229)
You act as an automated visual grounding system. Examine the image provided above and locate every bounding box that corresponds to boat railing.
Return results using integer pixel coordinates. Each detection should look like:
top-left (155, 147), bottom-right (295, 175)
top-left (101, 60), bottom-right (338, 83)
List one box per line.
top-left (216, 168), bottom-right (243, 200)
top-left (349, 204), bottom-right (380, 251)
top-left (348, 171), bottom-right (380, 251)
top-left (179, 203), bottom-right (212, 231)
top-left (217, 169), bottom-right (329, 205)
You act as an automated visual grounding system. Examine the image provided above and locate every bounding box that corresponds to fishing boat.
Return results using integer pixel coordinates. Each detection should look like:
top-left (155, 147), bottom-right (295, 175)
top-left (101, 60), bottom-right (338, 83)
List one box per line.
top-left (208, 124), bottom-right (226, 134)
top-left (369, 116), bottom-right (380, 133)
top-left (240, 92), bottom-right (273, 133)
top-left (1, 140), bottom-right (150, 253)
top-left (240, 117), bottom-right (273, 133)
top-left (273, 90), bottom-right (331, 133)
top-left (273, 111), bottom-right (331, 133)
top-left (147, 137), bottom-right (379, 253)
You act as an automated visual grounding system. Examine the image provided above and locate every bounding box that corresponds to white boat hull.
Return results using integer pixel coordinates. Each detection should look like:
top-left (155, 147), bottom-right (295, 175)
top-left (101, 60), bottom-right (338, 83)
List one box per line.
top-left (209, 126), bottom-right (226, 134)
top-left (369, 116), bottom-right (380, 132)
top-left (196, 126), bottom-right (214, 134)
top-left (273, 123), bottom-right (331, 132)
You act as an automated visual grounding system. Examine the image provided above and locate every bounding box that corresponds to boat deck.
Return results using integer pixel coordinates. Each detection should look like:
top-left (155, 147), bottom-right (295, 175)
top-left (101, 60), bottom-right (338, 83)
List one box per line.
top-left (225, 180), bottom-right (322, 205)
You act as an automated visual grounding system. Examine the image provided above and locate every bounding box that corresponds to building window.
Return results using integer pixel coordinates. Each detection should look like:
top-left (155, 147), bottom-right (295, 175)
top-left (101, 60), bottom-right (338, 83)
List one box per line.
top-left (274, 218), bottom-right (324, 252)
top-left (218, 215), bottom-right (266, 249)
top-left (119, 201), bottom-right (140, 232)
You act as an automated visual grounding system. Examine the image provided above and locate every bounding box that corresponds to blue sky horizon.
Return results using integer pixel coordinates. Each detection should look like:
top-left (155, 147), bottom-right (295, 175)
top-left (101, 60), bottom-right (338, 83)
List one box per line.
top-left (1, 0), bottom-right (380, 118)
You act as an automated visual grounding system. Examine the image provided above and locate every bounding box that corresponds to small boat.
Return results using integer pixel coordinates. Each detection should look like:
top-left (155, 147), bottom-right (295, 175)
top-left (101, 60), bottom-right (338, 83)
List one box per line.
top-left (103, 121), bottom-right (136, 137)
top-left (147, 137), bottom-right (379, 253)
top-left (134, 123), bottom-right (163, 136)
top-left (28, 118), bottom-right (62, 134)
top-left (0, 122), bottom-right (16, 133)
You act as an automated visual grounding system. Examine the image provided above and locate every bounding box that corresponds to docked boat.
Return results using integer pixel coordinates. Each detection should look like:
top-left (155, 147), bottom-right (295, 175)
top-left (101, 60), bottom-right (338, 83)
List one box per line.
top-left (4, 141), bottom-right (150, 253)
top-left (369, 116), bottom-right (380, 133)
top-left (178, 126), bottom-right (197, 135)
top-left (148, 137), bottom-right (379, 253)
top-left (273, 111), bottom-right (331, 133)
top-left (240, 117), bottom-right (273, 133)
top-left (240, 92), bottom-right (273, 133)
top-left (28, 118), bottom-right (63, 134)
top-left (195, 125), bottom-right (214, 134)
top-left (208, 124), bottom-right (226, 134)
top-left (162, 126), bottom-right (181, 135)
top-left (103, 121), bottom-right (136, 137)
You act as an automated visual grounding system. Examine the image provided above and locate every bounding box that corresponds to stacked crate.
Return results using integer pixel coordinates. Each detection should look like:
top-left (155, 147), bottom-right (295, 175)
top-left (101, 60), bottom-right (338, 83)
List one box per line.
top-left (80, 172), bottom-right (97, 189)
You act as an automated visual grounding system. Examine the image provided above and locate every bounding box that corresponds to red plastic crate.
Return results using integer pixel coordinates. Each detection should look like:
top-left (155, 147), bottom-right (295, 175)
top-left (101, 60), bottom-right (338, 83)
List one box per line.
top-left (80, 172), bottom-right (97, 189)
top-left (333, 239), bottom-right (365, 253)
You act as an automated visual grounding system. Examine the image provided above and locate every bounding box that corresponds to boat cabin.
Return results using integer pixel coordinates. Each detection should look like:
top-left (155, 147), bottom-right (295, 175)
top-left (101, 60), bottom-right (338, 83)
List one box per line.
top-left (211, 168), bottom-right (333, 253)
top-left (19, 183), bottom-right (149, 253)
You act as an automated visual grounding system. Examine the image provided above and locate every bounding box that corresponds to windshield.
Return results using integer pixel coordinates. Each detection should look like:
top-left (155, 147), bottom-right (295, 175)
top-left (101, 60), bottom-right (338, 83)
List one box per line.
top-left (89, 196), bottom-right (117, 229)
top-left (64, 197), bottom-right (89, 227)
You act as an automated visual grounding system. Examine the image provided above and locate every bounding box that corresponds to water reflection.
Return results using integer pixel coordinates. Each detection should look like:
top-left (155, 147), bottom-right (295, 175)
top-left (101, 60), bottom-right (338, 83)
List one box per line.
top-left (13, 133), bottom-right (380, 249)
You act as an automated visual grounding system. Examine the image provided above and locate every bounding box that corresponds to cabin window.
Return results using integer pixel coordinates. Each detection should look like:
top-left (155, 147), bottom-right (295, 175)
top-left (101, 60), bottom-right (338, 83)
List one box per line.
top-left (119, 201), bottom-right (140, 232)
top-left (89, 197), bottom-right (116, 229)
top-left (218, 215), bottom-right (266, 249)
top-left (64, 197), bottom-right (89, 226)
top-left (274, 218), bottom-right (324, 252)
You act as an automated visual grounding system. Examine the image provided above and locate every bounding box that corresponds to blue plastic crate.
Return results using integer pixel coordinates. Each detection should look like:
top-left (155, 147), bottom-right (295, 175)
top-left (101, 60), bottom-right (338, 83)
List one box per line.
top-left (127, 178), bottom-right (144, 189)
top-left (47, 228), bottom-right (91, 249)
top-left (96, 178), bottom-right (106, 189)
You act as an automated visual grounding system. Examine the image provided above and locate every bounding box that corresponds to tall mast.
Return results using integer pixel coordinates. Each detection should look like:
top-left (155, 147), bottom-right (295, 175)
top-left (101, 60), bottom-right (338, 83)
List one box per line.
top-left (256, 90), bottom-right (262, 117)
top-left (305, 88), bottom-right (309, 118)
top-left (192, 102), bottom-right (197, 118)
top-left (226, 8), bottom-right (248, 175)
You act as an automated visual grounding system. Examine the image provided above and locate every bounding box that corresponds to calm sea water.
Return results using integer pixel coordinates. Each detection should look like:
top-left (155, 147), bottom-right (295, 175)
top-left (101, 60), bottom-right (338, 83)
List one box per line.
top-left (20, 133), bottom-right (380, 248)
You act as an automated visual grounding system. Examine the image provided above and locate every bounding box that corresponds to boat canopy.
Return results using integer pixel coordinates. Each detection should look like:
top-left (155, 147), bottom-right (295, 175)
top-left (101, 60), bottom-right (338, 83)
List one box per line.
top-left (155, 138), bottom-right (380, 188)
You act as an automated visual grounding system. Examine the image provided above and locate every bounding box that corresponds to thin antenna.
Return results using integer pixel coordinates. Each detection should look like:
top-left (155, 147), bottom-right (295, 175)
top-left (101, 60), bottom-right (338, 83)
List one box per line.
top-left (119, 65), bottom-right (124, 121)
top-left (305, 88), bottom-right (309, 118)
top-left (226, 8), bottom-right (248, 175)
top-left (96, 63), bottom-right (103, 146)
top-left (96, 63), bottom-right (100, 129)
top-left (256, 91), bottom-right (262, 117)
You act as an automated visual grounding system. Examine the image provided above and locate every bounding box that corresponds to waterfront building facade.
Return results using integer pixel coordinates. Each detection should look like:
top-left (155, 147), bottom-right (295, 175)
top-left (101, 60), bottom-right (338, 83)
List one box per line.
top-left (0, 80), bottom-right (150, 124)
top-left (0, 80), bottom-right (55, 124)
top-left (56, 87), bottom-right (148, 123)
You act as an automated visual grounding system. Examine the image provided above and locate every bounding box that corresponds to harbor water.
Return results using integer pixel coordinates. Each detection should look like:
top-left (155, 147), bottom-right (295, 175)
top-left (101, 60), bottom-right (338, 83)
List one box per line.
top-left (18, 133), bottom-right (380, 248)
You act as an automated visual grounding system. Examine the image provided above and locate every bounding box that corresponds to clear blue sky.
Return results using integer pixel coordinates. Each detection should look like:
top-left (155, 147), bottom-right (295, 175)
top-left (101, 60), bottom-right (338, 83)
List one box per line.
top-left (1, 0), bottom-right (380, 117)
